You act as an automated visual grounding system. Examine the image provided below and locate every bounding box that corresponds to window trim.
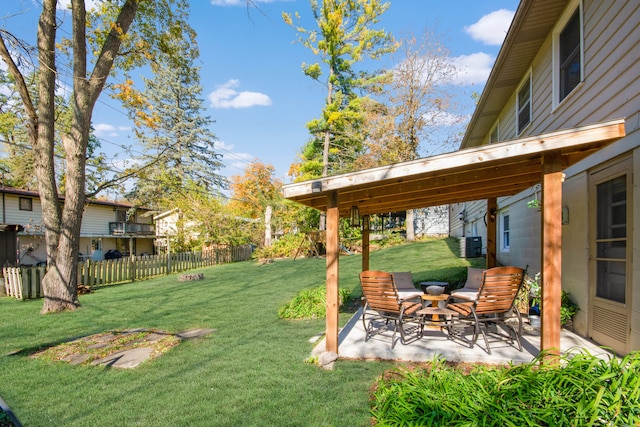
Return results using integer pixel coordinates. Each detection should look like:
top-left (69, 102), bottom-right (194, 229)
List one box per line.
top-left (516, 71), bottom-right (532, 136)
top-left (552, 0), bottom-right (583, 109)
top-left (500, 210), bottom-right (510, 252)
top-left (19, 197), bottom-right (33, 211)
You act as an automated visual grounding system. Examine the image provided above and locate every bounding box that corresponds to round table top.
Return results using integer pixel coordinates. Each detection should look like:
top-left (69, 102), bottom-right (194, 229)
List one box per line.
top-left (421, 293), bottom-right (449, 301)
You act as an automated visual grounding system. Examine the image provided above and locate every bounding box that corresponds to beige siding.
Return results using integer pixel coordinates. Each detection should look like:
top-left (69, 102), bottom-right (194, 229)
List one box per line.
top-left (467, 0), bottom-right (640, 353)
top-left (527, 0), bottom-right (640, 136)
top-left (3, 194), bottom-right (44, 231)
top-left (487, 0), bottom-right (640, 144)
top-left (631, 148), bottom-right (640, 351)
top-left (80, 205), bottom-right (115, 235)
top-left (561, 171), bottom-right (590, 336)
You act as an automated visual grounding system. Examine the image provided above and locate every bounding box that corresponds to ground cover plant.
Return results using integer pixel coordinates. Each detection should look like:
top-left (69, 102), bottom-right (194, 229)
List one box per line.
top-left (371, 351), bottom-right (640, 426)
top-left (0, 237), bottom-right (472, 426)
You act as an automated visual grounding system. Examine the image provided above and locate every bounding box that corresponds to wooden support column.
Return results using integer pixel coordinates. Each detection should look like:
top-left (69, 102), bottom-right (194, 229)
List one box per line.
top-left (486, 198), bottom-right (497, 269)
top-left (362, 215), bottom-right (370, 272)
top-left (541, 154), bottom-right (562, 357)
top-left (325, 191), bottom-right (340, 354)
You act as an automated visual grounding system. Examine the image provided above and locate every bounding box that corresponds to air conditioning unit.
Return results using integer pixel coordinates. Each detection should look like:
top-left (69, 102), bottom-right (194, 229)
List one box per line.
top-left (465, 236), bottom-right (482, 258)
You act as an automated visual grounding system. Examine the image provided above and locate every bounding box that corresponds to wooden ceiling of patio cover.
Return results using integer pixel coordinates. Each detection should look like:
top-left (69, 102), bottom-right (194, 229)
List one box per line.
top-left (282, 120), bottom-right (626, 218)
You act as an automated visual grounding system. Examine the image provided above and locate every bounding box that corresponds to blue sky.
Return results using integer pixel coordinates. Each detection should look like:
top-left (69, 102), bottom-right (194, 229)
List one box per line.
top-left (2, 0), bottom-right (519, 186)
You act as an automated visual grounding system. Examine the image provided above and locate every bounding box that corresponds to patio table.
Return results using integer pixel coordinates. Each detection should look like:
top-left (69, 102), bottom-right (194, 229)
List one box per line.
top-left (421, 293), bottom-right (450, 321)
top-left (417, 306), bottom-right (458, 333)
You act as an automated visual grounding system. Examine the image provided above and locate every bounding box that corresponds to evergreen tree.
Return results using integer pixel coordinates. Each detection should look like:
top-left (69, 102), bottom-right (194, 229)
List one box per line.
top-left (123, 28), bottom-right (224, 209)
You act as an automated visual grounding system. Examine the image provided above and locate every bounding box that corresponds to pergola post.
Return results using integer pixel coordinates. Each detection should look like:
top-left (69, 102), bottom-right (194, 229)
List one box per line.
top-left (486, 198), bottom-right (498, 268)
top-left (541, 154), bottom-right (563, 356)
top-left (362, 215), bottom-right (370, 272)
top-left (325, 191), bottom-right (340, 354)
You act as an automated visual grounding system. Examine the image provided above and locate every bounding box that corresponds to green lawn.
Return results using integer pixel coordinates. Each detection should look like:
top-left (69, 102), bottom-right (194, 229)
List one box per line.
top-left (0, 238), bottom-right (477, 426)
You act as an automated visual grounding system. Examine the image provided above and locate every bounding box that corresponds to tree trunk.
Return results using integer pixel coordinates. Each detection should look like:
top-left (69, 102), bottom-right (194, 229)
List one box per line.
top-left (406, 209), bottom-right (415, 241)
top-left (39, 0), bottom-right (139, 313)
top-left (264, 205), bottom-right (272, 247)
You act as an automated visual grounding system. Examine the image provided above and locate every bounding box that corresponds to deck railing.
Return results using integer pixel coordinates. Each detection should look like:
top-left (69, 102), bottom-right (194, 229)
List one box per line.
top-left (2, 245), bottom-right (253, 300)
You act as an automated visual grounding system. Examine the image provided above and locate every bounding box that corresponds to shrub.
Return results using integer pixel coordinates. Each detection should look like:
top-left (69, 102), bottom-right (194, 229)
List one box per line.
top-left (278, 285), bottom-right (351, 320)
top-left (253, 233), bottom-right (304, 259)
top-left (371, 350), bottom-right (640, 426)
top-left (560, 290), bottom-right (579, 325)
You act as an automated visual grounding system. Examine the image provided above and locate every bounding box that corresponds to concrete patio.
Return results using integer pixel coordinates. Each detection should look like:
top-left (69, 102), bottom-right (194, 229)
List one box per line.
top-left (313, 308), bottom-right (614, 365)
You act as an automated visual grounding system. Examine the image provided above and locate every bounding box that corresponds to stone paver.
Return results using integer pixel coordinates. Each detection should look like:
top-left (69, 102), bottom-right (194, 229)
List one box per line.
top-left (92, 347), bottom-right (155, 368)
top-left (176, 328), bottom-right (217, 340)
top-left (53, 328), bottom-right (218, 369)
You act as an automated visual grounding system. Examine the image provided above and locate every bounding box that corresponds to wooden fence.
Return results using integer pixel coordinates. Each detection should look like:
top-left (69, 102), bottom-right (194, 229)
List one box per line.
top-left (2, 245), bottom-right (253, 300)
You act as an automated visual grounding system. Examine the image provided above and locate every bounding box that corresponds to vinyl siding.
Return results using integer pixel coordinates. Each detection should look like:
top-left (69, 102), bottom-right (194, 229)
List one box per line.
top-left (80, 205), bottom-right (116, 235)
top-left (561, 171), bottom-right (590, 336)
top-left (468, 0), bottom-right (640, 352)
top-left (2, 194), bottom-right (44, 229)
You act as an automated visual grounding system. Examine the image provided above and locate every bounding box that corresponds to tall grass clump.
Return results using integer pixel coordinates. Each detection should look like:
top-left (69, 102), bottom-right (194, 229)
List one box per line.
top-left (278, 285), bottom-right (351, 319)
top-left (371, 351), bottom-right (640, 426)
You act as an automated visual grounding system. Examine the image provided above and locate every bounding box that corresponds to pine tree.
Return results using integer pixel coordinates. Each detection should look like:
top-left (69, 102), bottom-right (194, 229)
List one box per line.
top-left (124, 31), bottom-right (224, 209)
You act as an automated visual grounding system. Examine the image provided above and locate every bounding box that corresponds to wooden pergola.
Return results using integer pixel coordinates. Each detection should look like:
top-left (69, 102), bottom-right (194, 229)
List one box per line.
top-left (282, 119), bottom-right (626, 356)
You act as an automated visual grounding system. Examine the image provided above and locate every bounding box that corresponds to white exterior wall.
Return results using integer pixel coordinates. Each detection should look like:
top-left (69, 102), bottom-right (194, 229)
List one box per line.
top-left (80, 204), bottom-right (115, 235)
top-left (2, 194), bottom-right (44, 232)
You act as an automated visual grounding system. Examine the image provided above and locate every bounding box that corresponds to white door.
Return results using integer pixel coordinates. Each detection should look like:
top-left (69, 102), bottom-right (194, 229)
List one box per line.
top-left (588, 157), bottom-right (632, 355)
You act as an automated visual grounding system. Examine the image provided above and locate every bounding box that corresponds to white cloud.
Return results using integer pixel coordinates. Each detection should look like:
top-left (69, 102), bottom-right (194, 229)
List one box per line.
top-left (209, 79), bottom-right (272, 109)
top-left (93, 123), bottom-right (130, 137)
top-left (56, 0), bottom-right (101, 11)
top-left (449, 52), bottom-right (495, 86)
top-left (465, 9), bottom-right (515, 46)
top-left (214, 140), bottom-right (256, 177)
top-left (423, 110), bottom-right (469, 127)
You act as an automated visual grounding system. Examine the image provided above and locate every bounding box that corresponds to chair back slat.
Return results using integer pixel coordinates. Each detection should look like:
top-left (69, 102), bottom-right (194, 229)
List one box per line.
top-left (360, 270), bottom-right (403, 315)
top-left (474, 266), bottom-right (524, 315)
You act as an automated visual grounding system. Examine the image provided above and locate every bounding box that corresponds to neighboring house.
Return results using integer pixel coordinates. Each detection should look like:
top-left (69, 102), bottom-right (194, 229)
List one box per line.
top-left (153, 208), bottom-right (201, 252)
top-left (449, 0), bottom-right (639, 355)
top-left (0, 187), bottom-right (156, 266)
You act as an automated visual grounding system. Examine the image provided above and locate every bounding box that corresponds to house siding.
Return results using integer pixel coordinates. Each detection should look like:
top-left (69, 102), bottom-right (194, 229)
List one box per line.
top-left (80, 205), bottom-right (116, 235)
top-left (2, 189), bottom-right (156, 262)
top-left (2, 194), bottom-right (44, 230)
top-left (455, 0), bottom-right (640, 353)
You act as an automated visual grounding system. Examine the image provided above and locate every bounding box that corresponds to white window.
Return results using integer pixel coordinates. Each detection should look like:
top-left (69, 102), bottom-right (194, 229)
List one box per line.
top-left (517, 73), bottom-right (531, 135)
top-left (500, 211), bottom-right (510, 252)
top-left (553, 1), bottom-right (583, 106)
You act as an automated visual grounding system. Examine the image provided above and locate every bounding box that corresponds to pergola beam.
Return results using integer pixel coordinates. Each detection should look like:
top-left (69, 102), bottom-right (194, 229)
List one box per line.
top-left (282, 119), bottom-right (626, 356)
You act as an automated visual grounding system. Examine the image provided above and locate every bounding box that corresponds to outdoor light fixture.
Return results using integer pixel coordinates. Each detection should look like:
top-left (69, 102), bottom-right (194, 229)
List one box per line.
top-left (350, 205), bottom-right (360, 227)
top-left (311, 181), bottom-right (322, 193)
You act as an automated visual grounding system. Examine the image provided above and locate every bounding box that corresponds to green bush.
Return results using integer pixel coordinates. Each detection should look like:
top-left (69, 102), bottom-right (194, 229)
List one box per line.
top-left (278, 285), bottom-right (351, 320)
top-left (371, 351), bottom-right (640, 426)
top-left (560, 290), bottom-right (579, 326)
top-left (253, 233), bottom-right (305, 259)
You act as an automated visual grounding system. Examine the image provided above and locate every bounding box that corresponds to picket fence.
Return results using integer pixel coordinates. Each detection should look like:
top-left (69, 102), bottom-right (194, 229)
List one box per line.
top-left (2, 245), bottom-right (252, 300)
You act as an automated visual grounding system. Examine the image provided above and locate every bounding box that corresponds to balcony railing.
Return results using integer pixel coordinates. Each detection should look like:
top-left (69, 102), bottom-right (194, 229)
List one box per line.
top-left (109, 222), bottom-right (155, 236)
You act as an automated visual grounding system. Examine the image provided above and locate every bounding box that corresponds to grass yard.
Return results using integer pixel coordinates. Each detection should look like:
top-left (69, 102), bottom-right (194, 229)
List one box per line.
top-left (0, 238), bottom-right (477, 426)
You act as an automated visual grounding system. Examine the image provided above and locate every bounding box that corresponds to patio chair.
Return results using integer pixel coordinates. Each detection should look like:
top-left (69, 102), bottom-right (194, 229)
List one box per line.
top-left (446, 266), bottom-right (525, 354)
top-left (390, 272), bottom-right (423, 300)
top-left (360, 270), bottom-right (423, 348)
